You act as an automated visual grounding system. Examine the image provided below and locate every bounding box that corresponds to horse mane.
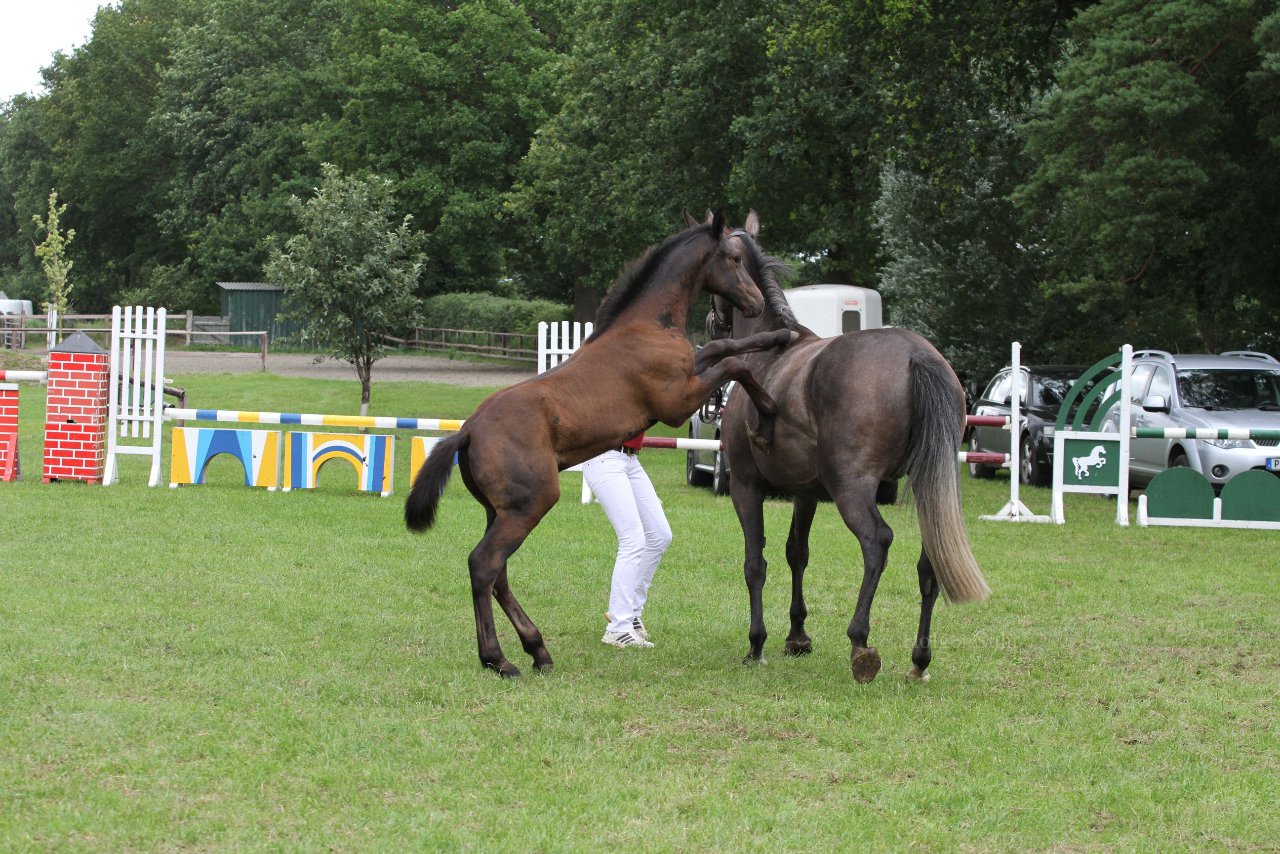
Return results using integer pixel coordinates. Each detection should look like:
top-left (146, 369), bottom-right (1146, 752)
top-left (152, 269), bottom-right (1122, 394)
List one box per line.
top-left (737, 230), bottom-right (800, 333)
top-left (587, 224), bottom-right (714, 341)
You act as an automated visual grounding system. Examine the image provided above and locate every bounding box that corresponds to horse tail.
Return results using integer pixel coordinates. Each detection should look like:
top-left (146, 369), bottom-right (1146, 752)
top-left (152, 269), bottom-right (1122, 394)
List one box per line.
top-left (405, 430), bottom-right (468, 532)
top-left (903, 357), bottom-right (991, 604)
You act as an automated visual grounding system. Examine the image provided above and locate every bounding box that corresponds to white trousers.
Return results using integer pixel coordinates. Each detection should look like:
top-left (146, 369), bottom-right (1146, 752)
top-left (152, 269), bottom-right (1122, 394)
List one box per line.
top-left (582, 450), bottom-right (673, 634)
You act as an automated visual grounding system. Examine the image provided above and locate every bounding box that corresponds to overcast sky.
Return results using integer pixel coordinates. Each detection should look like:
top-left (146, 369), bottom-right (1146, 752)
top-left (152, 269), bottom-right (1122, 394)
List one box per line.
top-left (1, 0), bottom-right (114, 101)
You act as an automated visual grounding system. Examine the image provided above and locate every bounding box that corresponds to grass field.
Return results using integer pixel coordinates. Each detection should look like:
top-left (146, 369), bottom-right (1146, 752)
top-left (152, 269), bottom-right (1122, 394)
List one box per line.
top-left (2, 371), bottom-right (1278, 851)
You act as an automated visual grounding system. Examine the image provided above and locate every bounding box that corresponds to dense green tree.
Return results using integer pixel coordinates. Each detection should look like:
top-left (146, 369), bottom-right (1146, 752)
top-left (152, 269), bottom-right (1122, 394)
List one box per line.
top-left (309, 0), bottom-right (558, 296)
top-left (152, 0), bottom-right (343, 311)
top-left (875, 117), bottom-right (1080, 381)
top-left (1017, 0), bottom-right (1280, 355)
top-left (506, 0), bottom-right (773, 315)
top-left (733, 1), bottom-right (1086, 288)
top-left (264, 165), bottom-right (425, 413)
top-left (5, 0), bottom-right (193, 310)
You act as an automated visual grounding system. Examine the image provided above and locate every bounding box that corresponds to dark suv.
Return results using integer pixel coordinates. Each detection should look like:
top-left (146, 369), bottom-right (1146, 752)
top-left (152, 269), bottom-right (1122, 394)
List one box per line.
top-left (968, 365), bottom-right (1090, 486)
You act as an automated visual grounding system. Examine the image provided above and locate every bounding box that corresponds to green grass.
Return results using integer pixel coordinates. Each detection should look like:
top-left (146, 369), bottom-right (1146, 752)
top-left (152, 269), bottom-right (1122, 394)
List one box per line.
top-left (2, 373), bottom-right (1278, 850)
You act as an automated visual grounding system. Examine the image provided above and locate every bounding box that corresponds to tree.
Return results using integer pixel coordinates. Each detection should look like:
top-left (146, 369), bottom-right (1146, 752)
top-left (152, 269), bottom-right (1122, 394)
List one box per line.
top-left (31, 190), bottom-right (75, 321)
top-left (506, 0), bottom-right (774, 316)
top-left (153, 0), bottom-right (343, 310)
top-left (1017, 0), bottom-right (1280, 355)
top-left (308, 0), bottom-right (558, 296)
top-left (875, 118), bottom-right (1078, 381)
top-left (264, 165), bottom-right (425, 415)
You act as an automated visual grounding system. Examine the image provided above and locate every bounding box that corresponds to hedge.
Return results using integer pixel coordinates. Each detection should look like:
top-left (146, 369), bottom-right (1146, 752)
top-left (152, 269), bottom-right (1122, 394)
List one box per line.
top-left (420, 292), bottom-right (572, 335)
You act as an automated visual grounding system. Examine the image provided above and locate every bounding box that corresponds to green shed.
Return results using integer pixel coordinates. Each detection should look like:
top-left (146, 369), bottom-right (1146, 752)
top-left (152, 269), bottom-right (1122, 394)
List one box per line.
top-left (216, 282), bottom-right (303, 344)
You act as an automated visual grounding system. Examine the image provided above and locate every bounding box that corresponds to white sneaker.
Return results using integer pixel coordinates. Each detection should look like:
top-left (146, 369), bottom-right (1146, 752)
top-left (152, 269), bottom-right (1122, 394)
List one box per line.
top-left (601, 630), bottom-right (654, 649)
top-left (606, 612), bottom-right (651, 642)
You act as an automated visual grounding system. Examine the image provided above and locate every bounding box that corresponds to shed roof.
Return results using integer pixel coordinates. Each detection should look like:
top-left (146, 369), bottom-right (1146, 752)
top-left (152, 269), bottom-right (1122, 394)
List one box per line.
top-left (217, 282), bottom-right (283, 292)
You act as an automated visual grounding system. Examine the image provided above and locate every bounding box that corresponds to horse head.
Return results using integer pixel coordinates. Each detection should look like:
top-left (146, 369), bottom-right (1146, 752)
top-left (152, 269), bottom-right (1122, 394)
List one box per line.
top-left (703, 210), bottom-right (795, 342)
top-left (687, 210), bottom-right (765, 324)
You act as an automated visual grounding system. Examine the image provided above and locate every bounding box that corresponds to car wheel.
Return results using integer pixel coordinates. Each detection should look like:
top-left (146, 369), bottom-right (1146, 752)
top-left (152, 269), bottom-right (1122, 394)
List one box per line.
top-left (712, 451), bottom-right (730, 496)
top-left (1020, 433), bottom-right (1048, 487)
top-left (686, 448), bottom-right (711, 487)
top-left (1170, 450), bottom-right (1189, 469)
top-left (968, 432), bottom-right (995, 479)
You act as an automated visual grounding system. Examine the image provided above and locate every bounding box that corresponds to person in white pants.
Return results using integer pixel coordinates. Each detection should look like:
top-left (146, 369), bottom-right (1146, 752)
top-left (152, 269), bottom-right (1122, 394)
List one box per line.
top-left (582, 433), bottom-right (672, 649)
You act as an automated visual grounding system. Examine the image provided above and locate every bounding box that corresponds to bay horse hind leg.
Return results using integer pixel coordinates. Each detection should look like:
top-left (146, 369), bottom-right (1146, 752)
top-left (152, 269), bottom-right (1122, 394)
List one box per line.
top-left (467, 506), bottom-right (555, 678)
top-left (493, 564), bottom-right (553, 673)
top-left (908, 546), bottom-right (940, 683)
top-left (783, 497), bottom-right (818, 656)
top-left (834, 478), bottom-right (894, 684)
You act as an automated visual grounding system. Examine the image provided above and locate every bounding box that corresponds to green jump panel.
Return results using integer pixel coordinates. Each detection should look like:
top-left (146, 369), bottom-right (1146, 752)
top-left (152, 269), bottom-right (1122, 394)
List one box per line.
top-left (1220, 471), bottom-right (1280, 522)
top-left (1145, 468), bottom-right (1215, 520)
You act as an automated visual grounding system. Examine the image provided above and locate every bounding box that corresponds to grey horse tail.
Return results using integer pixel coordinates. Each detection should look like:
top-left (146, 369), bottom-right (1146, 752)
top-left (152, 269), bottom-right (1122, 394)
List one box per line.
top-left (903, 358), bottom-right (991, 604)
top-left (405, 430), bottom-right (468, 531)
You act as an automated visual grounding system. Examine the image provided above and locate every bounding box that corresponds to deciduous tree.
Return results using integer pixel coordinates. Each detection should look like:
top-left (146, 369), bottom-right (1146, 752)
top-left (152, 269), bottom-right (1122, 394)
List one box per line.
top-left (264, 165), bottom-right (425, 415)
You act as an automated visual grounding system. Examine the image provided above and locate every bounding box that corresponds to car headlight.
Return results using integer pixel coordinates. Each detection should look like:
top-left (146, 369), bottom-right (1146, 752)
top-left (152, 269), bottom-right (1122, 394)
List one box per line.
top-left (1204, 438), bottom-right (1254, 450)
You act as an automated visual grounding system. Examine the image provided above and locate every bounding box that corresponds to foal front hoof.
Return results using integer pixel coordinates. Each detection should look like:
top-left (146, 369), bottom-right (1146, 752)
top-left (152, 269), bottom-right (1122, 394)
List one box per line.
top-left (746, 423), bottom-right (774, 453)
top-left (784, 638), bottom-right (813, 656)
top-left (534, 660), bottom-right (554, 674)
top-left (742, 652), bottom-right (767, 666)
top-left (850, 647), bottom-right (882, 683)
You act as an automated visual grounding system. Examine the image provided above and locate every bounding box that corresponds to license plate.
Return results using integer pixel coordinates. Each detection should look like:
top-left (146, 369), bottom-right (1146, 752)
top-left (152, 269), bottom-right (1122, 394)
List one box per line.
top-left (1268, 458), bottom-right (1280, 472)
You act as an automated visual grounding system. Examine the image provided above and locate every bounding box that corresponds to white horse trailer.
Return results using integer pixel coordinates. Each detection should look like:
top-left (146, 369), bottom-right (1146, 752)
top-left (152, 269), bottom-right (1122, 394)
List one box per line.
top-left (783, 284), bottom-right (883, 337)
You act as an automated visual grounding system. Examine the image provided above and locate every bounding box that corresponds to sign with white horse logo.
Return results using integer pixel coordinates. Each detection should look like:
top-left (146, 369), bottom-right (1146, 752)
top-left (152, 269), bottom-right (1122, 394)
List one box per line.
top-left (1063, 439), bottom-right (1119, 486)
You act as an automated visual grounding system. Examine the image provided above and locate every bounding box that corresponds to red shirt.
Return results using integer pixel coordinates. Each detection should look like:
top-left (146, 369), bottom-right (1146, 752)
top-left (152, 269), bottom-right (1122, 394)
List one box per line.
top-left (622, 432), bottom-right (645, 451)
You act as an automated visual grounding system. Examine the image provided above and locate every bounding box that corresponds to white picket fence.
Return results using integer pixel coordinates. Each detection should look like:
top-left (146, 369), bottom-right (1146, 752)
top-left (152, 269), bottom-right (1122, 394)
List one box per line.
top-left (104, 306), bottom-right (168, 487)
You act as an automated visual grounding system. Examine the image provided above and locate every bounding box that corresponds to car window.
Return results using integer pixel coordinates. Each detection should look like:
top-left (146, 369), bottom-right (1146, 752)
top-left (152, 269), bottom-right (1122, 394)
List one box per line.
top-left (983, 371), bottom-right (1012, 405)
top-left (1178, 368), bottom-right (1280, 410)
top-left (1034, 373), bottom-right (1081, 408)
top-left (1129, 365), bottom-right (1155, 402)
top-left (1147, 367), bottom-right (1172, 402)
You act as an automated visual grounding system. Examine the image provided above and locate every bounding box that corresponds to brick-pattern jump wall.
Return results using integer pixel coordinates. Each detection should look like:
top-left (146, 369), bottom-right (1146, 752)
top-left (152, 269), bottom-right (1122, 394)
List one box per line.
top-left (0, 384), bottom-right (18, 482)
top-left (42, 348), bottom-right (110, 483)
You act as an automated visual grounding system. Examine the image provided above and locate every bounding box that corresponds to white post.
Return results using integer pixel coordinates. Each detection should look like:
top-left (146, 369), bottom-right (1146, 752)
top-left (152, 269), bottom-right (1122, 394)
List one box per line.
top-left (1115, 344), bottom-right (1132, 526)
top-left (46, 306), bottom-right (58, 349)
top-left (981, 341), bottom-right (1052, 522)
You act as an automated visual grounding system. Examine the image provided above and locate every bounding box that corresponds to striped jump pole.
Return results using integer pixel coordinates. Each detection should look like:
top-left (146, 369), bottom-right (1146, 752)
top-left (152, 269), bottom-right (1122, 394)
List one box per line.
top-left (0, 371), bottom-right (48, 383)
top-left (164, 408), bottom-right (465, 433)
top-left (1132, 427), bottom-right (1280, 441)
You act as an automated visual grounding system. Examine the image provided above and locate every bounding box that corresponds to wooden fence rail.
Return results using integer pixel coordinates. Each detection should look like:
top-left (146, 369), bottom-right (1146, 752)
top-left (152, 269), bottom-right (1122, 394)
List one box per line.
top-left (383, 327), bottom-right (538, 363)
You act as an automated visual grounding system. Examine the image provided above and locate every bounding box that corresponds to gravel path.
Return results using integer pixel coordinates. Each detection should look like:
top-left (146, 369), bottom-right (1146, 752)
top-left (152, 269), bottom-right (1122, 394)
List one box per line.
top-left (160, 351), bottom-right (535, 387)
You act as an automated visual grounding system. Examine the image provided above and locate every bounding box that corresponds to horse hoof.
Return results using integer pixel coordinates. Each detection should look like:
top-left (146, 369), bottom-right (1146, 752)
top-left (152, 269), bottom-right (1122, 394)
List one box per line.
top-left (742, 654), bottom-right (767, 666)
top-left (906, 665), bottom-right (930, 683)
top-left (488, 661), bottom-right (522, 679)
top-left (534, 661), bottom-right (554, 674)
top-left (850, 647), bottom-right (881, 683)
top-left (787, 331), bottom-right (800, 344)
top-left (784, 639), bottom-right (813, 656)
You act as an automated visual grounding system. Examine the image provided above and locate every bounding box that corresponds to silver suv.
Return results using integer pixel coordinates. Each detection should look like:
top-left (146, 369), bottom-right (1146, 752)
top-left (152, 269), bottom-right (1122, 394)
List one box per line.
top-left (1111, 350), bottom-right (1280, 488)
